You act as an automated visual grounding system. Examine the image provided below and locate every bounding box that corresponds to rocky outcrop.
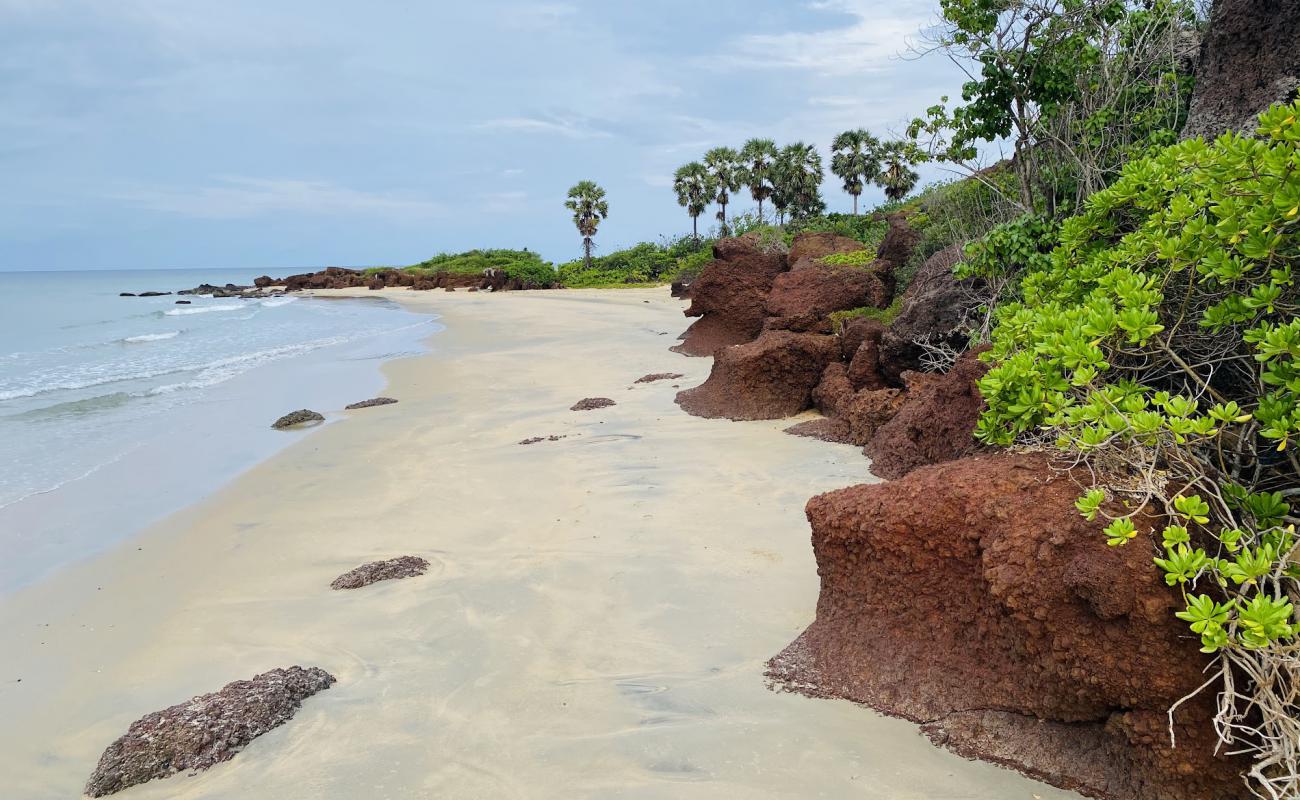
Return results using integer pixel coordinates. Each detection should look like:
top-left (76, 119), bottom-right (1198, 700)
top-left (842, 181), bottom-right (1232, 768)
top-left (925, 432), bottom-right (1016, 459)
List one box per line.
top-left (85, 667), bottom-right (336, 797)
top-left (571, 397), bottom-right (616, 411)
top-left (673, 234), bottom-right (789, 356)
top-left (877, 243), bottom-right (981, 382)
top-left (767, 452), bottom-right (1245, 800)
top-left (1183, 0), bottom-right (1300, 139)
top-left (844, 320), bottom-right (888, 391)
top-left (330, 556), bottom-right (429, 589)
top-left (345, 397), bottom-right (398, 410)
top-left (875, 213), bottom-right (923, 273)
top-left (786, 232), bottom-right (865, 271)
top-left (271, 409), bottom-right (325, 429)
top-left (863, 349), bottom-right (989, 479)
top-left (675, 331), bottom-right (838, 420)
top-left (764, 264), bottom-right (893, 333)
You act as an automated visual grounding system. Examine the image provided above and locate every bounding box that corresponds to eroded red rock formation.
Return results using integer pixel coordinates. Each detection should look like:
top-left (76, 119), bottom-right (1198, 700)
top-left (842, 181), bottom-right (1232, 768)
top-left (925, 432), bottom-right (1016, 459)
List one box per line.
top-left (764, 264), bottom-right (893, 333)
top-left (673, 233), bottom-right (789, 356)
top-left (675, 331), bottom-right (838, 420)
top-left (768, 452), bottom-right (1246, 800)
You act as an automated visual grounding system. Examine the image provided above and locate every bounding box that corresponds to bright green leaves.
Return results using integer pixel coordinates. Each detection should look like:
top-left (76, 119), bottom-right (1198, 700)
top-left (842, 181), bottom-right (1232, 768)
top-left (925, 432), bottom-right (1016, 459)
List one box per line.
top-left (1076, 488), bottom-right (1107, 521)
top-left (1160, 524), bottom-right (1190, 547)
top-left (1236, 595), bottom-right (1299, 649)
top-left (1174, 494), bottom-right (1211, 524)
top-left (1154, 543), bottom-right (1208, 585)
top-left (1175, 594), bottom-right (1233, 653)
top-left (1104, 516), bottom-right (1139, 546)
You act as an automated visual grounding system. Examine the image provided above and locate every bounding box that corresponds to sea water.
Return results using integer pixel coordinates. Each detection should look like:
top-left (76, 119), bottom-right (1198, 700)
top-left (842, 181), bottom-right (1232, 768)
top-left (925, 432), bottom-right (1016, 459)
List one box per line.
top-left (0, 269), bottom-right (439, 592)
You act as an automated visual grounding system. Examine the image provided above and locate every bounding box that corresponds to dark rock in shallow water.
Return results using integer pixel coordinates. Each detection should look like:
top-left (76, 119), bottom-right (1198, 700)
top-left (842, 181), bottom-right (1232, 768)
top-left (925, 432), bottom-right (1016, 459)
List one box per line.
top-left (330, 555), bottom-right (429, 589)
top-left (84, 666), bottom-right (335, 797)
top-left (570, 397), bottom-right (616, 411)
top-left (118, 292), bottom-right (136, 297)
top-left (137, 291), bottom-right (171, 297)
top-left (174, 300), bottom-right (191, 305)
top-left (271, 409), bottom-right (324, 429)
top-left (344, 397), bottom-right (398, 410)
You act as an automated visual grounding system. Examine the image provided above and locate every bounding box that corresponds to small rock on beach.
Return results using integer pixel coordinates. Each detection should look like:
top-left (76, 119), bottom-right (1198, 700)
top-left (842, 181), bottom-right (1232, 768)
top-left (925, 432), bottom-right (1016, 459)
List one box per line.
top-left (570, 398), bottom-right (616, 411)
top-left (330, 555), bottom-right (430, 589)
top-left (345, 397), bottom-right (399, 410)
top-left (271, 409), bottom-right (325, 429)
top-left (634, 373), bottom-right (684, 383)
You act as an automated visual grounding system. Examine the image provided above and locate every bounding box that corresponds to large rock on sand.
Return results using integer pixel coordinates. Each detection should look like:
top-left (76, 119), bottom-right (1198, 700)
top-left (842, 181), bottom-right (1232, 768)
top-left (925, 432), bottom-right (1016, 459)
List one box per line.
top-left (675, 331), bottom-right (837, 420)
top-left (85, 667), bottom-right (336, 797)
top-left (672, 233), bottom-right (788, 356)
top-left (1182, 0), bottom-right (1300, 139)
top-left (767, 452), bottom-right (1245, 800)
top-left (877, 243), bottom-right (983, 382)
top-left (863, 349), bottom-right (988, 479)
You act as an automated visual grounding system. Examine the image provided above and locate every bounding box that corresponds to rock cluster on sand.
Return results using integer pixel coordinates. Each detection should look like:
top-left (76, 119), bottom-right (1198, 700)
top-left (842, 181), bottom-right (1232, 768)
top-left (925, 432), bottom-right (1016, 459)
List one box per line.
top-left (570, 397), bottom-right (616, 411)
top-left (329, 556), bottom-right (429, 590)
top-left (84, 667), bottom-right (336, 797)
top-left (634, 373), bottom-right (684, 383)
top-left (519, 435), bottom-right (568, 445)
top-left (766, 453), bottom-right (1245, 800)
top-left (344, 397), bottom-right (398, 410)
top-left (271, 409), bottom-right (325, 429)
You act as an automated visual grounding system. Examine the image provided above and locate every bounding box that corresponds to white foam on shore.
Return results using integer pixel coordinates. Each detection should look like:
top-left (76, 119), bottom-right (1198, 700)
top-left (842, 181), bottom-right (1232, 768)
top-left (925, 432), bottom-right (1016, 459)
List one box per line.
top-left (121, 331), bottom-right (181, 343)
top-left (164, 303), bottom-right (243, 316)
top-left (259, 296), bottom-right (297, 308)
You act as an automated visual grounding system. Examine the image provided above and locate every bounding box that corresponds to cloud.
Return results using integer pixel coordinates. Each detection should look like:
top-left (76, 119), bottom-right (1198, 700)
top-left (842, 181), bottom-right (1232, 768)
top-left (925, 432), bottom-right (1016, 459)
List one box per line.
top-left (710, 0), bottom-right (932, 76)
top-left (478, 190), bottom-right (528, 213)
top-left (112, 176), bottom-right (445, 220)
top-left (476, 114), bottom-right (614, 140)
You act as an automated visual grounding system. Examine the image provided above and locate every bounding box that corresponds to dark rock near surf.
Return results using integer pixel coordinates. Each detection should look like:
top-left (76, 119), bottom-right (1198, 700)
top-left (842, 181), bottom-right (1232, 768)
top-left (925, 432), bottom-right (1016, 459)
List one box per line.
top-left (271, 409), bottom-right (324, 429)
top-left (570, 397), bottom-right (616, 411)
top-left (330, 555), bottom-right (429, 590)
top-left (137, 291), bottom-right (171, 297)
top-left (253, 275), bottom-right (275, 288)
top-left (84, 666), bottom-right (336, 797)
top-left (118, 292), bottom-right (136, 297)
top-left (174, 300), bottom-right (191, 305)
top-left (344, 397), bottom-right (398, 410)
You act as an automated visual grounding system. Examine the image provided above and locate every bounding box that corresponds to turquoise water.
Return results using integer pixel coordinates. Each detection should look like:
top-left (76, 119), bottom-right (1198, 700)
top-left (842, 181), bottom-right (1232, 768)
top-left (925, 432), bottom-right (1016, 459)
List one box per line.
top-left (0, 269), bottom-right (439, 592)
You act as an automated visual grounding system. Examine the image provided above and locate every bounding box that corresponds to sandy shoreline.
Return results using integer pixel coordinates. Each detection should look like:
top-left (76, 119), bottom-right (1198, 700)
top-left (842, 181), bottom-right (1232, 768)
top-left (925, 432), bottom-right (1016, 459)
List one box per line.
top-left (0, 287), bottom-right (1080, 799)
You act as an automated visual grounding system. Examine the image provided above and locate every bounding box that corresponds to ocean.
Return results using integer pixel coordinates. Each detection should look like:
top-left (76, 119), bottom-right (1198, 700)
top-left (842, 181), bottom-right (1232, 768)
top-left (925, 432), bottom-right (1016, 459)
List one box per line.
top-left (0, 269), bottom-right (439, 593)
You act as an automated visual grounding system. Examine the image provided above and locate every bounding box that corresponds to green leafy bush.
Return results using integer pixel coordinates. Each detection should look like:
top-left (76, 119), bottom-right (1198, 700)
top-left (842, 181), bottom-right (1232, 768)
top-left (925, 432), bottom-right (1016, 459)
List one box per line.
top-left (785, 213), bottom-right (888, 249)
top-left (558, 240), bottom-right (709, 288)
top-left (820, 250), bottom-right (876, 268)
top-left (407, 249), bottom-right (558, 287)
top-left (975, 100), bottom-right (1300, 795)
top-left (828, 299), bottom-right (903, 331)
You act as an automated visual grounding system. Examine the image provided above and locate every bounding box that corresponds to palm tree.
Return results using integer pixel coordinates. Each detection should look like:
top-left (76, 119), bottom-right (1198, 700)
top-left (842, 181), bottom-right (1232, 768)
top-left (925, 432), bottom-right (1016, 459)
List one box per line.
top-left (830, 129), bottom-right (882, 215)
top-left (702, 146), bottom-right (742, 235)
top-left (739, 138), bottom-right (778, 224)
top-left (877, 141), bottom-right (920, 202)
top-left (778, 142), bottom-right (826, 222)
top-left (565, 181), bottom-right (608, 269)
top-left (672, 162), bottom-right (713, 244)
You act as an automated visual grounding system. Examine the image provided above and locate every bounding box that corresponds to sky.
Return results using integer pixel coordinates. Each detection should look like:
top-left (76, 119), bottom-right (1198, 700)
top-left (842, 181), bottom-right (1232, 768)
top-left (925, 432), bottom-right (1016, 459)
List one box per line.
top-left (0, 0), bottom-right (971, 271)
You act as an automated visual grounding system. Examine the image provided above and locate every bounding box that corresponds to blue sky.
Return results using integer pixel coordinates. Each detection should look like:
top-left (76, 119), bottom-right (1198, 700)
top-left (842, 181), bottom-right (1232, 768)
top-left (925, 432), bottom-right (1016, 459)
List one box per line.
top-left (0, 0), bottom-right (968, 271)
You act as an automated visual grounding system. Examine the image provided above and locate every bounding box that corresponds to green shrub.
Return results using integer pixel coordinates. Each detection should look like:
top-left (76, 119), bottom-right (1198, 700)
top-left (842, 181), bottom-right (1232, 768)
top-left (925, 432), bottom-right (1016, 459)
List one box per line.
top-left (828, 299), bottom-right (903, 332)
top-left (406, 249), bottom-right (558, 287)
top-left (786, 213), bottom-right (888, 249)
top-left (820, 250), bottom-right (876, 268)
top-left (975, 100), bottom-right (1300, 795)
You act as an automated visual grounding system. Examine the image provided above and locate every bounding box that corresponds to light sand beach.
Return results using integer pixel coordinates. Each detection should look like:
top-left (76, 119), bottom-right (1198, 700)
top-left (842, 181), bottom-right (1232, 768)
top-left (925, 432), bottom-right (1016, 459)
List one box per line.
top-left (0, 287), bottom-right (1082, 799)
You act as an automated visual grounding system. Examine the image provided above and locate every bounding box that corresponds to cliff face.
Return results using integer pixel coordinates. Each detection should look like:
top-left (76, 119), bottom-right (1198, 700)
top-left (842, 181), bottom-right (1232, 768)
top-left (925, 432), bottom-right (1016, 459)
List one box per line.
top-left (1183, 0), bottom-right (1300, 139)
top-left (767, 453), bottom-right (1246, 800)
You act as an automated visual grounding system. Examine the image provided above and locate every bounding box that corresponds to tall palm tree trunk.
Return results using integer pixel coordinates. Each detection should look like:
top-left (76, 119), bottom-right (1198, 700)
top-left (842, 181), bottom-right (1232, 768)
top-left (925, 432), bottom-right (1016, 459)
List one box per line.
top-left (583, 237), bottom-right (593, 269)
top-left (757, 199), bottom-right (764, 224)
top-left (853, 194), bottom-right (859, 215)
top-left (692, 215), bottom-right (698, 242)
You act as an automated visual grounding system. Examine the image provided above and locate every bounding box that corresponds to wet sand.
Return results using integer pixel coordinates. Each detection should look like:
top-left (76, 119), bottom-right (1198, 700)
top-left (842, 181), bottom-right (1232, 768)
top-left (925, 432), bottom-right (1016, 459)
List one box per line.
top-left (0, 287), bottom-right (1083, 799)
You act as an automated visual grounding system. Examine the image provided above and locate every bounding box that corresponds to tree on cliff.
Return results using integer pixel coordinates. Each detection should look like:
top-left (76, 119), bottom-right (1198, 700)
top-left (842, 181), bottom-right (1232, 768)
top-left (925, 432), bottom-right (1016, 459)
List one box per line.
top-left (877, 141), bottom-right (920, 201)
top-left (672, 162), bottom-right (713, 244)
top-left (773, 142), bottom-right (826, 223)
top-left (564, 181), bottom-right (608, 269)
top-left (830, 129), bottom-right (882, 214)
top-left (702, 146), bottom-right (743, 235)
top-left (740, 138), bottom-right (778, 224)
